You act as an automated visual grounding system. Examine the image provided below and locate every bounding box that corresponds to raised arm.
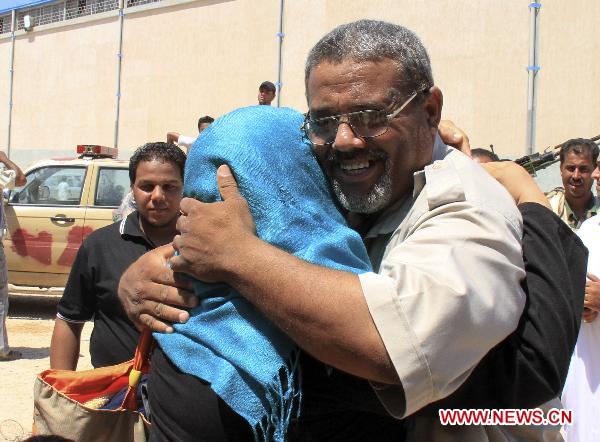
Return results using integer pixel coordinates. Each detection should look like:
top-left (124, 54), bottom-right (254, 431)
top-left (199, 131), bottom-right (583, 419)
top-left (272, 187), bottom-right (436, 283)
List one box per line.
top-left (0, 151), bottom-right (26, 186)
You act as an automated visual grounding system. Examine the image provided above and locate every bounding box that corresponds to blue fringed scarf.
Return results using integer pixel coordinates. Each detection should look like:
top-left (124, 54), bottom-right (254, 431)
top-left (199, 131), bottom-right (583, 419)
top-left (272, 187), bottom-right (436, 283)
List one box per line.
top-left (155, 106), bottom-right (372, 440)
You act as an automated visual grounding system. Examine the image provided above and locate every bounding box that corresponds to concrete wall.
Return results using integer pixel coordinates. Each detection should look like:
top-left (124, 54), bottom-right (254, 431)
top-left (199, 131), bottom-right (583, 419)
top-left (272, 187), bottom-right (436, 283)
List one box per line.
top-left (118, 0), bottom-right (279, 155)
top-left (0, 0), bottom-right (598, 187)
top-left (0, 33), bottom-right (10, 152)
top-left (10, 16), bottom-right (119, 162)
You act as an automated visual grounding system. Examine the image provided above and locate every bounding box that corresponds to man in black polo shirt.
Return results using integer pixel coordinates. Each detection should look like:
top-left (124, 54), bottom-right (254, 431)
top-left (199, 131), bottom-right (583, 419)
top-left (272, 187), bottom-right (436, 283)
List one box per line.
top-left (50, 142), bottom-right (185, 369)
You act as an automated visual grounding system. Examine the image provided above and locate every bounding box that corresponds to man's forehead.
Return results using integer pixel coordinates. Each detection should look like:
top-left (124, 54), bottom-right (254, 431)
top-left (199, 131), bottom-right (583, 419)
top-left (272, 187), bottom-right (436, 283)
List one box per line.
top-left (563, 151), bottom-right (595, 166)
top-left (307, 59), bottom-right (402, 112)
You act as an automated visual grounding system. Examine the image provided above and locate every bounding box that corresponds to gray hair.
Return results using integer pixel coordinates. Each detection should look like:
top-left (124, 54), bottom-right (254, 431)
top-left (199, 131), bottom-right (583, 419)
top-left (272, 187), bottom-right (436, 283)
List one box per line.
top-left (305, 20), bottom-right (434, 99)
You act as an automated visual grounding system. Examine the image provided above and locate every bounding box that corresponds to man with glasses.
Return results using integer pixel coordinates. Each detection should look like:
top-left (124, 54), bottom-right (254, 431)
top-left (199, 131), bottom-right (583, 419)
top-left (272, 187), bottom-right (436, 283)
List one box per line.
top-left (118, 20), bottom-right (582, 439)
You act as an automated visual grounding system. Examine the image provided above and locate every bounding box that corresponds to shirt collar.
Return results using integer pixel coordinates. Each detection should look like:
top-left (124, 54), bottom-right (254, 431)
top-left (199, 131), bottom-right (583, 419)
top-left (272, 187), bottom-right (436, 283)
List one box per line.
top-left (119, 211), bottom-right (154, 245)
top-left (364, 135), bottom-right (452, 238)
top-left (565, 194), bottom-right (600, 227)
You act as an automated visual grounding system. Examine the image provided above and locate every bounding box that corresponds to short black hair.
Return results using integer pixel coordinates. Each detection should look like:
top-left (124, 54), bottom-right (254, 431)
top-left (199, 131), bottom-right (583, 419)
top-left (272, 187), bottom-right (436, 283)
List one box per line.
top-left (471, 148), bottom-right (499, 162)
top-left (559, 138), bottom-right (599, 165)
top-left (129, 142), bottom-right (186, 185)
top-left (197, 115), bottom-right (214, 131)
top-left (259, 81), bottom-right (276, 93)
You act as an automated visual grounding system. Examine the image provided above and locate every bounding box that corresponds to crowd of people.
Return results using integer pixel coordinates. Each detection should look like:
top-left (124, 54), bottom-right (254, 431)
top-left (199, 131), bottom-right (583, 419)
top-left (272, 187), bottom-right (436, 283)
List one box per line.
top-left (1, 18), bottom-right (597, 442)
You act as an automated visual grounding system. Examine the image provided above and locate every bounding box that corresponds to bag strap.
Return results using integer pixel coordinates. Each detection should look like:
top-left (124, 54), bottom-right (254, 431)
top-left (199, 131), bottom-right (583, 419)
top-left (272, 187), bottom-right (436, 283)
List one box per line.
top-left (122, 328), bottom-right (153, 411)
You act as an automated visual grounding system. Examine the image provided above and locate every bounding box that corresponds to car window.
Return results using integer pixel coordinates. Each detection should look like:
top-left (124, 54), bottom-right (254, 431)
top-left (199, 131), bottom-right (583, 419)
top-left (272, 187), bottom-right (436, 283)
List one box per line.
top-left (95, 168), bottom-right (130, 207)
top-left (10, 166), bottom-right (87, 205)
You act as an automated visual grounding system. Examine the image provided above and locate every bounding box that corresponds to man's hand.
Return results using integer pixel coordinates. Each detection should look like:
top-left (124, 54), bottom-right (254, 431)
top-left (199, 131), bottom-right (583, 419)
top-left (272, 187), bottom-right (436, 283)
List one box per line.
top-left (583, 308), bottom-right (598, 323)
top-left (118, 244), bottom-right (197, 332)
top-left (170, 165), bottom-right (257, 282)
top-left (481, 161), bottom-right (551, 209)
top-left (439, 120), bottom-right (471, 157)
top-left (166, 132), bottom-right (180, 144)
top-left (584, 273), bottom-right (600, 322)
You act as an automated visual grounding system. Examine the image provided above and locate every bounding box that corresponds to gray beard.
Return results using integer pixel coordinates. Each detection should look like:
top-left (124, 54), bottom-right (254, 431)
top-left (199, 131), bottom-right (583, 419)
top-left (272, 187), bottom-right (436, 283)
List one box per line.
top-left (331, 161), bottom-right (393, 214)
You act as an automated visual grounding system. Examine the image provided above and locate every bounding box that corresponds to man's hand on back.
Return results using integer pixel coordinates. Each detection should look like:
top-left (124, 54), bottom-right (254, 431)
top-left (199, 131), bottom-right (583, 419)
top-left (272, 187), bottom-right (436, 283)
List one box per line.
top-left (118, 244), bottom-right (197, 332)
top-left (170, 165), bottom-right (258, 282)
top-left (584, 273), bottom-right (600, 323)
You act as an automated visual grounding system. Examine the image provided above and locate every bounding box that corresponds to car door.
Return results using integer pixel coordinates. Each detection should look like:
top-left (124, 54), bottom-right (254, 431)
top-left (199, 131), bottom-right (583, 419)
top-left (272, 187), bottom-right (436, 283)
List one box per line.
top-left (4, 164), bottom-right (91, 288)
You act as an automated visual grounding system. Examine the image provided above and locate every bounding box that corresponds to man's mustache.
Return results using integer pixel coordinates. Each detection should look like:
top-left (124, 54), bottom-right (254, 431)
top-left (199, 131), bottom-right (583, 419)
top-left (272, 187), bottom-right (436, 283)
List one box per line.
top-left (325, 149), bottom-right (389, 164)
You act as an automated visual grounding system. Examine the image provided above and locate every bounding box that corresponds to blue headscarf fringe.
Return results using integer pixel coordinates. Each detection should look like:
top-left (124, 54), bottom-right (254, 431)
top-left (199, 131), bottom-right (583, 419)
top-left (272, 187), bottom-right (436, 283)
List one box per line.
top-left (254, 348), bottom-right (302, 441)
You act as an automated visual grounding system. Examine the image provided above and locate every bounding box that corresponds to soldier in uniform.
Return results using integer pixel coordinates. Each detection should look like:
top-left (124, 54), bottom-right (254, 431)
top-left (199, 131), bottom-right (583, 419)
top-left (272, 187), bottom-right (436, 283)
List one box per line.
top-left (546, 138), bottom-right (600, 230)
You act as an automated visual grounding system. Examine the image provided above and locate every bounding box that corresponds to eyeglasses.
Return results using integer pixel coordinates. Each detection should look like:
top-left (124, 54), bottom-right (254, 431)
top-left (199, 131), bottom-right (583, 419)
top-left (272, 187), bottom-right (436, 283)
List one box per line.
top-left (301, 91), bottom-right (419, 146)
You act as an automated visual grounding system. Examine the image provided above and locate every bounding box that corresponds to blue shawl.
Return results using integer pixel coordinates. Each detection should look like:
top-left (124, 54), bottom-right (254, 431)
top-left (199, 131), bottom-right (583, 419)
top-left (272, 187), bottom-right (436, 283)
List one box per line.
top-left (155, 105), bottom-right (372, 440)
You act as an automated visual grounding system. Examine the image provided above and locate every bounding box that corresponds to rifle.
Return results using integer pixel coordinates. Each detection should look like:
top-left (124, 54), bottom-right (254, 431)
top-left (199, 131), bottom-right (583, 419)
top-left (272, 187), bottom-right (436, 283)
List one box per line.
top-left (514, 134), bottom-right (600, 175)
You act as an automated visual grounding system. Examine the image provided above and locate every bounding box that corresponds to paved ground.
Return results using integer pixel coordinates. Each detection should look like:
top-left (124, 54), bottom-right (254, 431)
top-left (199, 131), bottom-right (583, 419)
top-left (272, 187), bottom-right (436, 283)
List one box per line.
top-left (0, 295), bottom-right (93, 442)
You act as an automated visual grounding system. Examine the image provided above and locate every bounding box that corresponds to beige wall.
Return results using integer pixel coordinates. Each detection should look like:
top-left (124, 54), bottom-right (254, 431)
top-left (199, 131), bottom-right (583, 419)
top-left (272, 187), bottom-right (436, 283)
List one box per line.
top-left (282, 0), bottom-right (532, 155)
top-left (1, 0), bottom-right (599, 169)
top-left (536, 1), bottom-right (600, 147)
top-left (6, 16), bottom-right (120, 165)
top-left (118, 0), bottom-right (279, 155)
top-left (0, 38), bottom-right (10, 149)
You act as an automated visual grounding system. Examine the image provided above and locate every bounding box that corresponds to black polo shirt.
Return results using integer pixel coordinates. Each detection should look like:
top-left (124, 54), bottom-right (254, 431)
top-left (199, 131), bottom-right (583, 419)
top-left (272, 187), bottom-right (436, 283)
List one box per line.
top-left (57, 211), bottom-right (155, 368)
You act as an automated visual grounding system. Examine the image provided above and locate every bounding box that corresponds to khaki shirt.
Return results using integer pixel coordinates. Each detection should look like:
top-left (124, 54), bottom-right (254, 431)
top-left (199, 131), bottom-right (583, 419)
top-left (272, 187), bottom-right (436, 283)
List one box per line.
top-left (546, 187), bottom-right (600, 231)
top-left (358, 137), bottom-right (526, 419)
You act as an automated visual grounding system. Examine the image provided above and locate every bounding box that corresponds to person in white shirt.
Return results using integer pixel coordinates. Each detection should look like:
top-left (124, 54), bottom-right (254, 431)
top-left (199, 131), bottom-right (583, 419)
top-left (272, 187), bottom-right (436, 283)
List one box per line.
top-left (57, 177), bottom-right (70, 201)
top-left (167, 115), bottom-right (214, 151)
top-left (562, 210), bottom-right (600, 442)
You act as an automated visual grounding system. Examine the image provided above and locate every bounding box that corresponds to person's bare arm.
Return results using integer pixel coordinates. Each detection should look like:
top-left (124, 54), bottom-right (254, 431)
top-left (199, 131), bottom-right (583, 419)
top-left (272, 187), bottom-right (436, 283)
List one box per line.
top-left (0, 151), bottom-right (26, 186)
top-left (482, 161), bottom-right (551, 209)
top-left (174, 215), bottom-right (395, 383)
top-left (121, 165), bottom-right (396, 383)
top-left (50, 319), bottom-right (84, 370)
top-left (438, 121), bottom-right (550, 209)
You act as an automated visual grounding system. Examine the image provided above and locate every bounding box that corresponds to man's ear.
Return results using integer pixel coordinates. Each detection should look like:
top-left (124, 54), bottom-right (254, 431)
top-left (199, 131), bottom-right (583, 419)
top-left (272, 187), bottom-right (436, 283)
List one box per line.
top-left (424, 86), bottom-right (443, 128)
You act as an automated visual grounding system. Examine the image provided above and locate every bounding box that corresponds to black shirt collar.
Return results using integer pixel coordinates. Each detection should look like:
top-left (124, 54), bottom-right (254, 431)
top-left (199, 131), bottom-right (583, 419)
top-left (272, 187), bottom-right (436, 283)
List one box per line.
top-left (119, 211), bottom-right (154, 247)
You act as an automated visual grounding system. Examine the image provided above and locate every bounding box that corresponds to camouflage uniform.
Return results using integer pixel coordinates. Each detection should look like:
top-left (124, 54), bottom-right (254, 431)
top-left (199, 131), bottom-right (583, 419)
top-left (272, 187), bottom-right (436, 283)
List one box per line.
top-left (546, 187), bottom-right (600, 231)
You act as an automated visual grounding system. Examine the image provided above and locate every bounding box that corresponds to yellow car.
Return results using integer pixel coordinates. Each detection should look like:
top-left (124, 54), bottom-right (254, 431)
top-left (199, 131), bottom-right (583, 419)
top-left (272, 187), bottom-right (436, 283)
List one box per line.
top-left (3, 145), bottom-right (129, 294)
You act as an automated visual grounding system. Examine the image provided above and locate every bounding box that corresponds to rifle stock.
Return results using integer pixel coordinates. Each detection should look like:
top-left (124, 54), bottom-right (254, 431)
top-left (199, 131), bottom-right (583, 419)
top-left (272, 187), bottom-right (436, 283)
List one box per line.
top-left (513, 134), bottom-right (600, 175)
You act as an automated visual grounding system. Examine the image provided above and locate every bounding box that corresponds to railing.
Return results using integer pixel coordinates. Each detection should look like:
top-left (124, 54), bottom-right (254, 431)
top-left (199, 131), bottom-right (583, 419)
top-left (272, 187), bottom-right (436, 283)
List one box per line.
top-left (0, 0), bottom-right (166, 34)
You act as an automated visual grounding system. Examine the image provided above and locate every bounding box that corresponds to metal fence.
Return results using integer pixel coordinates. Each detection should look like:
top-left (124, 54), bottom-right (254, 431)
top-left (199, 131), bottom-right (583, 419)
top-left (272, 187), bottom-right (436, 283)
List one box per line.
top-left (127, 0), bottom-right (163, 7)
top-left (0, 14), bottom-right (11, 34)
top-left (0, 0), bottom-right (165, 34)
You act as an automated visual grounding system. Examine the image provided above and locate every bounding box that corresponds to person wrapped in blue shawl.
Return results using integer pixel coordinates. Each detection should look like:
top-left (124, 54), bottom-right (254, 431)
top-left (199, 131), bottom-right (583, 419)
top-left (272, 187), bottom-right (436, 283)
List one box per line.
top-left (154, 105), bottom-right (372, 440)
